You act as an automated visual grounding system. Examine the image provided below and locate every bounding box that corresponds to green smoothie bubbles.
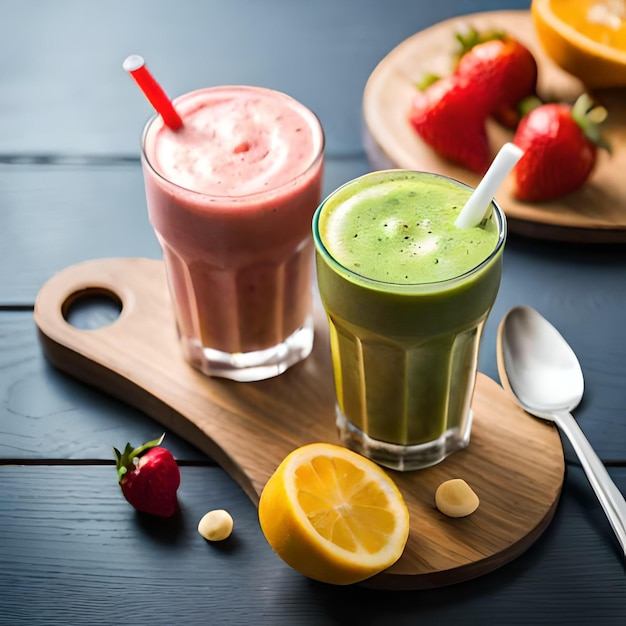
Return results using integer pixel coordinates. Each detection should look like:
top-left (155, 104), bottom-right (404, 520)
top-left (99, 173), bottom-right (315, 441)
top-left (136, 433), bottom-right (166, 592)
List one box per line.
top-left (313, 170), bottom-right (506, 471)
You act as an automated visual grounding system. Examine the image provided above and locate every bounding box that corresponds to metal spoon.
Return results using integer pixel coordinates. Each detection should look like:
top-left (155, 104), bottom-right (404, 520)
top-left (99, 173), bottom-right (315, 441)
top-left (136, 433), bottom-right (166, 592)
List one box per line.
top-left (497, 305), bottom-right (626, 557)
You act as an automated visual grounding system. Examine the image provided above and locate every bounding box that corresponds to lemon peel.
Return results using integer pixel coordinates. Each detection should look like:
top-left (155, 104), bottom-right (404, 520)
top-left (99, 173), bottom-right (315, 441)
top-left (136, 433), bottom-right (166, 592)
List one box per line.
top-left (532, 0), bottom-right (626, 88)
top-left (258, 443), bottom-right (410, 585)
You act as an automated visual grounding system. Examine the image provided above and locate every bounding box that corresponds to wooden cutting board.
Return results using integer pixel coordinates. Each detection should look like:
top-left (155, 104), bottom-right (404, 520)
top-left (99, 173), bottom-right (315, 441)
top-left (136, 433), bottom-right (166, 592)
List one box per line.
top-left (34, 258), bottom-right (564, 589)
top-left (363, 10), bottom-right (626, 242)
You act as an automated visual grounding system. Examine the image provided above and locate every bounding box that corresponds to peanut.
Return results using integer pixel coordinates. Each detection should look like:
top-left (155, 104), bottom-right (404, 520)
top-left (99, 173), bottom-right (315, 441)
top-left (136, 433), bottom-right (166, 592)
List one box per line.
top-left (198, 509), bottom-right (234, 541)
top-left (435, 479), bottom-right (479, 518)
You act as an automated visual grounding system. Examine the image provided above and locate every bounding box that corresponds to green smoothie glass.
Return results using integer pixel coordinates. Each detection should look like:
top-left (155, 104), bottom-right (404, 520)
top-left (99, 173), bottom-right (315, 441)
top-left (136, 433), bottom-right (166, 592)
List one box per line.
top-left (313, 170), bottom-right (506, 471)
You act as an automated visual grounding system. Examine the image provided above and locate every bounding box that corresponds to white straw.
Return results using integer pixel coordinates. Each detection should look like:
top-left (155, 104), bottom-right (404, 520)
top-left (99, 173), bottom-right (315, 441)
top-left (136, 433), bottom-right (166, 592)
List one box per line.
top-left (454, 142), bottom-right (524, 229)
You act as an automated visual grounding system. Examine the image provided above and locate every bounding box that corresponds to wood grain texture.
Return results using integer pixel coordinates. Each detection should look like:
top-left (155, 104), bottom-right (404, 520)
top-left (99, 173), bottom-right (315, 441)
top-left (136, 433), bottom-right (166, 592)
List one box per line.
top-left (1, 465), bottom-right (625, 626)
top-left (0, 158), bottom-right (369, 305)
top-left (34, 258), bottom-right (565, 589)
top-left (0, 463), bottom-right (620, 625)
top-left (0, 0), bottom-right (530, 157)
top-left (0, 312), bottom-right (208, 462)
top-left (363, 10), bottom-right (626, 242)
top-left (3, 299), bottom-right (624, 462)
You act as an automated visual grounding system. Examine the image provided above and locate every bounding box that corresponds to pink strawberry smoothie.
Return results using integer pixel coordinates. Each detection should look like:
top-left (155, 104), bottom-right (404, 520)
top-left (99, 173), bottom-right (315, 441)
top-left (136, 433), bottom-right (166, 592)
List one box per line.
top-left (141, 86), bottom-right (324, 373)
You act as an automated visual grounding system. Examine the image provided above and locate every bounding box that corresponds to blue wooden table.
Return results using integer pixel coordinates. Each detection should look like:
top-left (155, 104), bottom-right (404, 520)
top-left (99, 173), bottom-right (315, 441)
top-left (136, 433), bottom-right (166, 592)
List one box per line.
top-left (1, 1), bottom-right (625, 624)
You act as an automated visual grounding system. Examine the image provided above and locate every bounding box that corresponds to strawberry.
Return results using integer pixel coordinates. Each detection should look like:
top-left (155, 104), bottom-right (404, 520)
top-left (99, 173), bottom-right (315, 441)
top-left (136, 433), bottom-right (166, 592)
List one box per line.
top-left (455, 30), bottom-right (538, 129)
top-left (408, 73), bottom-right (493, 174)
top-left (408, 30), bottom-right (538, 172)
top-left (512, 94), bottom-right (609, 202)
top-left (113, 433), bottom-right (181, 517)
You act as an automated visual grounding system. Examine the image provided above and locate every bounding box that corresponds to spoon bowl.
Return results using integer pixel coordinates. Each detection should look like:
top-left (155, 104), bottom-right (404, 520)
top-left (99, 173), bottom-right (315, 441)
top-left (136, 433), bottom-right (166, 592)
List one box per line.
top-left (497, 305), bottom-right (584, 419)
top-left (497, 305), bottom-right (626, 558)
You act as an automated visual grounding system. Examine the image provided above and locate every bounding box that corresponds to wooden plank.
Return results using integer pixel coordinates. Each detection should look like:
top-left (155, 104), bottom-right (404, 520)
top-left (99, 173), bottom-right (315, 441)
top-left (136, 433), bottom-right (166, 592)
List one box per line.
top-left (5, 244), bottom-right (626, 465)
top-left (0, 164), bottom-right (159, 305)
top-left (0, 158), bottom-right (369, 305)
top-left (21, 255), bottom-right (573, 588)
top-left (0, 465), bottom-right (624, 624)
top-left (0, 312), bottom-right (207, 462)
top-left (3, 233), bottom-right (626, 465)
top-left (0, 0), bottom-right (530, 156)
top-left (486, 235), bottom-right (626, 466)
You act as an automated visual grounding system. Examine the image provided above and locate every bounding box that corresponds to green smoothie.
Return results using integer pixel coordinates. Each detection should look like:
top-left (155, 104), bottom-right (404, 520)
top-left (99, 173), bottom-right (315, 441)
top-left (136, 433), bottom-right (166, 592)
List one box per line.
top-left (313, 170), bottom-right (506, 471)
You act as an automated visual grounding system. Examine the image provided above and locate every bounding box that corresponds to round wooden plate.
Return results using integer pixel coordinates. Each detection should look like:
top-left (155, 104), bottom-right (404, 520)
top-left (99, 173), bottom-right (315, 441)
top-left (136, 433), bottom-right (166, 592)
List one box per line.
top-left (34, 258), bottom-right (564, 589)
top-left (363, 10), bottom-right (626, 242)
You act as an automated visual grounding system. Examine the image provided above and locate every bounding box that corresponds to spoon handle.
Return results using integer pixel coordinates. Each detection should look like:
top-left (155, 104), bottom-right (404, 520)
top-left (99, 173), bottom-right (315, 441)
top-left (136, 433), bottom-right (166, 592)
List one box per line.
top-left (556, 411), bottom-right (626, 557)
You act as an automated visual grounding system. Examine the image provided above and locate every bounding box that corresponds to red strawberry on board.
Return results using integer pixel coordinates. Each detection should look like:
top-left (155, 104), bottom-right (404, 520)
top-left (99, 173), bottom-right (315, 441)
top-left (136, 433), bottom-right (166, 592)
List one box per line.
top-left (114, 433), bottom-right (181, 517)
top-left (512, 94), bottom-right (609, 202)
top-left (455, 30), bottom-right (538, 128)
top-left (408, 73), bottom-right (493, 174)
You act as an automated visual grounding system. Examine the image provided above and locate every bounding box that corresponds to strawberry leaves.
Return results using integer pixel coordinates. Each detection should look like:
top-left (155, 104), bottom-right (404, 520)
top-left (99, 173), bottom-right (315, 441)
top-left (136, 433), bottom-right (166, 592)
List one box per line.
top-left (571, 93), bottom-right (610, 152)
top-left (113, 433), bottom-right (165, 482)
top-left (113, 433), bottom-right (181, 517)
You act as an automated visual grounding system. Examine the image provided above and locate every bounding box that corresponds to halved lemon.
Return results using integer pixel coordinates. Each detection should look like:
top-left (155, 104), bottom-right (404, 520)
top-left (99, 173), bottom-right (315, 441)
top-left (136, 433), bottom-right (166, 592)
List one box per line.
top-left (258, 442), bottom-right (410, 585)
top-left (532, 0), bottom-right (626, 88)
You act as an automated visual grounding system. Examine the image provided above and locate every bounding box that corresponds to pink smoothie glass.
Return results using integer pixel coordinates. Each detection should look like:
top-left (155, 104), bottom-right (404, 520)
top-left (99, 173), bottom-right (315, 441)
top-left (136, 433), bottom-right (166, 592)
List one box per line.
top-left (140, 86), bottom-right (324, 381)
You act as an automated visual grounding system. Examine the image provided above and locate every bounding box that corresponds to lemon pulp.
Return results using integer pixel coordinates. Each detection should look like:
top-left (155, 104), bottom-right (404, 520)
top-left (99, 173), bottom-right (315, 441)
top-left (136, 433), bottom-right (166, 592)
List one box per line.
top-left (258, 443), bottom-right (410, 585)
top-left (295, 455), bottom-right (397, 553)
top-left (551, 0), bottom-right (626, 49)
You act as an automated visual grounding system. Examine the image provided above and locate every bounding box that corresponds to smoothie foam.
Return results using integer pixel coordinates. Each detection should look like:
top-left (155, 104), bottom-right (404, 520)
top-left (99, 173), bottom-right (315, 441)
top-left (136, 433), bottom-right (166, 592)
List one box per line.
top-left (319, 173), bottom-right (498, 284)
top-left (144, 86), bottom-right (323, 197)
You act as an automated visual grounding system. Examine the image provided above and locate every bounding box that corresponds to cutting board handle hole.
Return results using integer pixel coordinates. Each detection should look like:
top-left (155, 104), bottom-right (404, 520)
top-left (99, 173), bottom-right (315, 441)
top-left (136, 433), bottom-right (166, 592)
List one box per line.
top-left (62, 288), bottom-right (123, 330)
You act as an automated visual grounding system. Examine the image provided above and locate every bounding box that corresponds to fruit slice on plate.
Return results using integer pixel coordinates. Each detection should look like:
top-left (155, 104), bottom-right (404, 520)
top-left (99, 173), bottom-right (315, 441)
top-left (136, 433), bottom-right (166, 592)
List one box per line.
top-left (258, 442), bottom-right (410, 585)
top-left (532, 0), bottom-right (626, 88)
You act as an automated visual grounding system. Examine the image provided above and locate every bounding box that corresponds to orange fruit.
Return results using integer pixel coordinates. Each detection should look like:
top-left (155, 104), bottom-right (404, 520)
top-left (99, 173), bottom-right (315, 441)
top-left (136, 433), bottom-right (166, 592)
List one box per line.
top-left (531, 0), bottom-right (626, 88)
top-left (258, 442), bottom-right (410, 585)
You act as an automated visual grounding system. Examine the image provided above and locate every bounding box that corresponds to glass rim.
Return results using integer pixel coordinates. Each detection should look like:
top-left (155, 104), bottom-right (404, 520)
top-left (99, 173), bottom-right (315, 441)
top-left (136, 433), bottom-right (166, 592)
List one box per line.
top-left (312, 169), bottom-right (507, 290)
top-left (140, 85), bottom-right (325, 203)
